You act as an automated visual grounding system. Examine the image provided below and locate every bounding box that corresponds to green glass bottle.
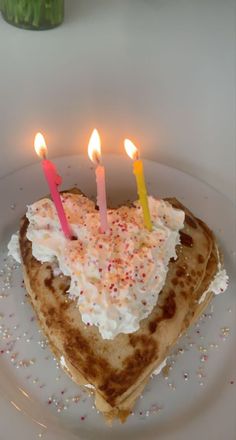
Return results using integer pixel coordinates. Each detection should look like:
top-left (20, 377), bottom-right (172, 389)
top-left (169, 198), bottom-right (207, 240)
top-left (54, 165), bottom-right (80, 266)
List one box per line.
top-left (1, 0), bottom-right (64, 30)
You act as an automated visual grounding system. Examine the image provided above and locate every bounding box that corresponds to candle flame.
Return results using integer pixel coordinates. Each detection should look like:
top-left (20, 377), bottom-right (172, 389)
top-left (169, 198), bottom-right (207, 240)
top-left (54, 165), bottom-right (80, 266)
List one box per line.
top-left (124, 139), bottom-right (139, 160)
top-left (34, 132), bottom-right (48, 159)
top-left (88, 129), bottom-right (101, 164)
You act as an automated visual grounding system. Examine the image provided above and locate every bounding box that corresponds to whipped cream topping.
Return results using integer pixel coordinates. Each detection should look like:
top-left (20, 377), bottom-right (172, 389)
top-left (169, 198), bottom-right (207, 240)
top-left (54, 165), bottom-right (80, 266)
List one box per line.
top-left (198, 245), bottom-right (228, 304)
top-left (84, 383), bottom-right (96, 390)
top-left (24, 193), bottom-right (185, 339)
top-left (151, 358), bottom-right (167, 376)
top-left (60, 356), bottom-right (95, 389)
top-left (60, 356), bottom-right (69, 370)
top-left (198, 266), bottom-right (229, 304)
top-left (7, 233), bottom-right (21, 263)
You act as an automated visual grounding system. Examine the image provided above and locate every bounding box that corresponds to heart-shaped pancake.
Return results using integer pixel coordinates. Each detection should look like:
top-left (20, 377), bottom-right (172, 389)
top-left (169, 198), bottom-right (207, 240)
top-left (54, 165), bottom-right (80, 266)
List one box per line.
top-left (18, 189), bottom-right (226, 423)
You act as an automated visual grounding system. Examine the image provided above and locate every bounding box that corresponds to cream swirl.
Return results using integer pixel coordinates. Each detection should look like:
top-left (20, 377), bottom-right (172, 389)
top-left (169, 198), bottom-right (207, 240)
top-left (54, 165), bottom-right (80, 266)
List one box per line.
top-left (198, 247), bottom-right (229, 304)
top-left (7, 233), bottom-right (21, 263)
top-left (25, 193), bottom-right (185, 339)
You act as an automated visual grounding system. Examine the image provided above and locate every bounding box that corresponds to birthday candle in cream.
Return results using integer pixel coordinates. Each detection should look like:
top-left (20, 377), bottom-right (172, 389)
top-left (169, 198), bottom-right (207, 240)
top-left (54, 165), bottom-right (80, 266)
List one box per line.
top-left (124, 139), bottom-right (152, 231)
top-left (34, 132), bottom-right (72, 239)
top-left (88, 129), bottom-right (109, 233)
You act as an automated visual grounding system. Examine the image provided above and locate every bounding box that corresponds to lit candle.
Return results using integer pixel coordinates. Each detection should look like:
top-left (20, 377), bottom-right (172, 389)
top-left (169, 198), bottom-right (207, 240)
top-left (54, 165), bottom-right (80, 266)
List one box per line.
top-left (88, 129), bottom-right (109, 233)
top-left (34, 132), bottom-right (72, 239)
top-left (124, 139), bottom-right (152, 231)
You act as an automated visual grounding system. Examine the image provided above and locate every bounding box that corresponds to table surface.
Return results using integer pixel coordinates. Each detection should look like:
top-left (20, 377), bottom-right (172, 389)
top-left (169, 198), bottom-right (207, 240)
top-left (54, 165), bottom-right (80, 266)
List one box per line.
top-left (0, 0), bottom-right (235, 203)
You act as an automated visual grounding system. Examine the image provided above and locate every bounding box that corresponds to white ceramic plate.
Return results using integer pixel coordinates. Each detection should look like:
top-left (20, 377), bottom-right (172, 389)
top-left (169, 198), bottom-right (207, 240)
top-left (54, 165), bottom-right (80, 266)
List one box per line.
top-left (0, 155), bottom-right (235, 440)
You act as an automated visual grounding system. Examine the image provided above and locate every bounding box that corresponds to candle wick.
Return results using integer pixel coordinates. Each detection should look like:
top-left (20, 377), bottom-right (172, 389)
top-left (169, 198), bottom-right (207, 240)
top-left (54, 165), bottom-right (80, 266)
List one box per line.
top-left (94, 152), bottom-right (101, 165)
top-left (41, 150), bottom-right (47, 160)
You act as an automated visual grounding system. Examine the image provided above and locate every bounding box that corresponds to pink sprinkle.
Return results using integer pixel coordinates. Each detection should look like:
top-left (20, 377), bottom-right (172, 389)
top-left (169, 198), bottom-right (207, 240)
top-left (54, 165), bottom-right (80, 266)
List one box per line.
top-left (0, 350), bottom-right (4, 354)
top-left (81, 416), bottom-right (86, 421)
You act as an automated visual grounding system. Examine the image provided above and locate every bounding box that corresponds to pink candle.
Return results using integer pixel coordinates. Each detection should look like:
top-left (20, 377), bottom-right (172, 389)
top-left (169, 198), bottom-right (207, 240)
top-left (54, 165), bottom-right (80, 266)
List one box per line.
top-left (34, 133), bottom-right (72, 239)
top-left (88, 129), bottom-right (109, 233)
top-left (95, 164), bottom-right (109, 232)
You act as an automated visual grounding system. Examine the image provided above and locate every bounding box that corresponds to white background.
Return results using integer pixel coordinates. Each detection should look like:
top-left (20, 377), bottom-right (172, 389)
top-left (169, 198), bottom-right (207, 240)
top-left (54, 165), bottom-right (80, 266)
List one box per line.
top-left (0, 0), bottom-right (235, 202)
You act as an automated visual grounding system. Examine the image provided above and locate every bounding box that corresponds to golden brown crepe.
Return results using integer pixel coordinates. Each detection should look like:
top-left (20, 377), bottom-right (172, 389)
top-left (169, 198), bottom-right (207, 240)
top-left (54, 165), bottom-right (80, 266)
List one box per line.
top-left (18, 191), bottom-right (220, 423)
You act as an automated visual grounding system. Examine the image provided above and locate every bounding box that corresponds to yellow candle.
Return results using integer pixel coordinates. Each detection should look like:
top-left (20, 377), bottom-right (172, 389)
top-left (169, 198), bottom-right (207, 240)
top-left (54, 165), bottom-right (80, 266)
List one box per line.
top-left (133, 159), bottom-right (152, 231)
top-left (124, 139), bottom-right (152, 231)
